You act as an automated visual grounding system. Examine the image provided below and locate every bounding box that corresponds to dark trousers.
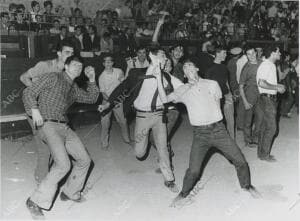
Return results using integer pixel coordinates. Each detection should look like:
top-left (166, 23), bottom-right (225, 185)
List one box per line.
top-left (243, 102), bottom-right (264, 143)
top-left (257, 96), bottom-right (278, 158)
top-left (180, 121), bottom-right (251, 197)
top-left (280, 92), bottom-right (294, 115)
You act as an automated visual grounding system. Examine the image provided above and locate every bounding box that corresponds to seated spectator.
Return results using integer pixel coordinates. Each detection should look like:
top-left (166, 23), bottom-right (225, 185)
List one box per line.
top-left (30, 1), bottom-right (41, 23)
top-left (142, 22), bottom-right (154, 36)
top-left (70, 25), bottom-right (84, 54)
top-left (14, 10), bottom-right (29, 31)
top-left (100, 32), bottom-right (114, 53)
top-left (52, 25), bottom-right (68, 52)
top-left (118, 27), bottom-right (137, 56)
top-left (30, 14), bottom-right (46, 33)
top-left (174, 21), bottom-right (189, 40)
top-left (202, 32), bottom-right (213, 52)
top-left (108, 20), bottom-right (122, 37)
top-left (83, 25), bottom-right (100, 52)
top-left (43, 0), bottom-right (54, 28)
top-left (17, 4), bottom-right (28, 22)
top-left (84, 17), bottom-right (93, 33)
top-left (8, 3), bottom-right (17, 22)
top-left (118, 0), bottom-right (133, 19)
top-left (1, 12), bottom-right (10, 31)
top-left (68, 16), bottom-right (76, 33)
top-left (98, 19), bottom-right (109, 37)
top-left (50, 19), bottom-right (61, 34)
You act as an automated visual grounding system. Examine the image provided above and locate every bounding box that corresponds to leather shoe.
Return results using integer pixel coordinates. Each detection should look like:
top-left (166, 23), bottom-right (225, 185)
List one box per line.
top-left (26, 198), bottom-right (45, 220)
top-left (164, 181), bottom-right (179, 193)
top-left (60, 192), bottom-right (86, 203)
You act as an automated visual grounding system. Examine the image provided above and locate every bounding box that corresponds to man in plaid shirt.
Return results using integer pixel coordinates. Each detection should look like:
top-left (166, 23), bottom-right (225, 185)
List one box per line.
top-left (23, 55), bottom-right (99, 219)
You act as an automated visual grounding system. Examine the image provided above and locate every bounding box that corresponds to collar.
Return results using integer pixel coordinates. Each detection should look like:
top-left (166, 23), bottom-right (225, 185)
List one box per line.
top-left (62, 72), bottom-right (74, 85)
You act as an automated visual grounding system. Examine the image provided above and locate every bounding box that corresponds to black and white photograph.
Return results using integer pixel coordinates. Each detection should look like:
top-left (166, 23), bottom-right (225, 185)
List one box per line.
top-left (0, 0), bottom-right (299, 220)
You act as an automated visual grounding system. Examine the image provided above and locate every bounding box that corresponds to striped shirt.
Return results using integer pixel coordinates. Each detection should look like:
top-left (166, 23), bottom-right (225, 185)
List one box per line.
top-left (23, 72), bottom-right (99, 122)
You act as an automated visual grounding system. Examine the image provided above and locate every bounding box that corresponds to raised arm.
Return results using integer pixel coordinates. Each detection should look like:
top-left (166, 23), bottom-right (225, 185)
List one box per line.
top-left (152, 14), bottom-right (165, 43)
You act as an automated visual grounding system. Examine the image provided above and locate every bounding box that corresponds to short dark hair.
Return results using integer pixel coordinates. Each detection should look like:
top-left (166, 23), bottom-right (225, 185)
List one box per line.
top-left (8, 3), bottom-right (17, 11)
top-left (214, 45), bottom-right (227, 56)
top-left (169, 44), bottom-right (184, 52)
top-left (53, 19), bottom-right (60, 24)
top-left (57, 40), bottom-right (74, 52)
top-left (59, 25), bottom-right (67, 31)
top-left (65, 55), bottom-right (83, 66)
top-left (244, 44), bottom-right (256, 54)
top-left (88, 25), bottom-right (97, 34)
top-left (31, 1), bottom-right (39, 9)
top-left (136, 45), bottom-right (147, 52)
top-left (43, 1), bottom-right (53, 8)
top-left (103, 32), bottom-right (111, 38)
top-left (17, 4), bottom-right (25, 10)
top-left (148, 45), bottom-right (165, 55)
top-left (102, 53), bottom-right (114, 62)
top-left (264, 45), bottom-right (279, 59)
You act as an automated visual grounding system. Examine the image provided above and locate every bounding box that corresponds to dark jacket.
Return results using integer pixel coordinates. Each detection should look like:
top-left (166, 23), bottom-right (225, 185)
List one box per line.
top-left (106, 67), bottom-right (173, 117)
top-left (82, 33), bottom-right (100, 51)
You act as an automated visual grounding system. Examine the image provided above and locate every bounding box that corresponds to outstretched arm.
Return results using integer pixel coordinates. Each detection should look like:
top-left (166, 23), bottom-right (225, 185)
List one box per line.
top-left (152, 14), bottom-right (166, 43)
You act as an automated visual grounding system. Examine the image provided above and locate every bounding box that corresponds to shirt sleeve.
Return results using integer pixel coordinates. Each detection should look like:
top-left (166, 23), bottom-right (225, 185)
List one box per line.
top-left (172, 85), bottom-right (189, 103)
top-left (239, 64), bottom-right (248, 85)
top-left (98, 74), bottom-right (105, 93)
top-left (26, 61), bottom-right (49, 79)
top-left (73, 82), bottom-right (100, 104)
top-left (170, 74), bottom-right (184, 90)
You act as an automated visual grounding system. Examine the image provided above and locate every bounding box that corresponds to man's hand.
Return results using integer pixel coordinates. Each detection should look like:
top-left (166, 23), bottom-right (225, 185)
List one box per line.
top-left (31, 109), bottom-right (43, 127)
top-left (277, 84), bottom-right (286, 94)
top-left (243, 101), bottom-right (253, 110)
top-left (98, 102), bottom-right (110, 113)
top-left (84, 66), bottom-right (96, 82)
top-left (157, 14), bottom-right (166, 27)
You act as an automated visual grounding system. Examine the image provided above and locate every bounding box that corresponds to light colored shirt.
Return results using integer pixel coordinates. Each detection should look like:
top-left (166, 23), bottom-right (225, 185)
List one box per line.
top-left (256, 59), bottom-right (277, 95)
top-left (98, 68), bottom-right (124, 97)
top-left (26, 59), bottom-right (63, 82)
top-left (173, 79), bottom-right (223, 126)
top-left (236, 54), bottom-right (248, 83)
top-left (134, 71), bottom-right (183, 111)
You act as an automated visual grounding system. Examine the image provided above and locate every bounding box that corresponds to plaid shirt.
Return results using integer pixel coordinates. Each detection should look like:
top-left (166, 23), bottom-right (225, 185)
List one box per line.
top-left (23, 72), bottom-right (99, 121)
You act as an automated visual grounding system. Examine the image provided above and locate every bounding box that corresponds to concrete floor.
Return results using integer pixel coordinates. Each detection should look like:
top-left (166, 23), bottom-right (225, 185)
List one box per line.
top-left (1, 109), bottom-right (299, 221)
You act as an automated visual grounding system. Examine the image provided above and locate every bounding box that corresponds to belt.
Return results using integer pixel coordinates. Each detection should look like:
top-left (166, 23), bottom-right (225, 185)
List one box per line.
top-left (195, 120), bottom-right (222, 128)
top-left (136, 108), bottom-right (164, 113)
top-left (260, 93), bottom-right (277, 98)
top-left (28, 116), bottom-right (67, 124)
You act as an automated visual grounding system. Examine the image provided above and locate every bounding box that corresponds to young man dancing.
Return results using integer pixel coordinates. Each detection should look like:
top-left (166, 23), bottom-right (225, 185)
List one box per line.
top-left (154, 59), bottom-right (260, 208)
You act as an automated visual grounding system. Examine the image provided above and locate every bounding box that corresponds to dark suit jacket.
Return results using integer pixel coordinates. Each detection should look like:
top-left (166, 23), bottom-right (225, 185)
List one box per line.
top-left (69, 36), bottom-right (83, 55)
top-left (106, 68), bottom-right (173, 117)
top-left (52, 34), bottom-right (67, 52)
top-left (82, 33), bottom-right (100, 51)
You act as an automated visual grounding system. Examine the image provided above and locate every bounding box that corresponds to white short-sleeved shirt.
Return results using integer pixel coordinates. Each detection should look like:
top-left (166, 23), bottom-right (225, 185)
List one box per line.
top-left (134, 71), bottom-right (183, 111)
top-left (256, 59), bottom-right (277, 95)
top-left (98, 68), bottom-right (124, 97)
top-left (173, 79), bottom-right (223, 126)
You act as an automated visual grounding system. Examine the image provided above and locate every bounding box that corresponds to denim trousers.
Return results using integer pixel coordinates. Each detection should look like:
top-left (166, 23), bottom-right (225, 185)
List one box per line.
top-left (180, 121), bottom-right (251, 197)
top-left (134, 111), bottom-right (174, 182)
top-left (100, 103), bottom-right (130, 147)
top-left (27, 117), bottom-right (50, 183)
top-left (243, 101), bottom-right (264, 144)
top-left (30, 122), bottom-right (91, 209)
top-left (257, 96), bottom-right (278, 158)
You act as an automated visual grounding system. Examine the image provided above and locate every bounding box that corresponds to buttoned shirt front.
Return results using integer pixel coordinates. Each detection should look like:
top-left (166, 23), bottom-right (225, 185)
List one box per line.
top-left (98, 68), bottom-right (124, 97)
top-left (173, 79), bottom-right (223, 126)
top-left (134, 69), bottom-right (183, 111)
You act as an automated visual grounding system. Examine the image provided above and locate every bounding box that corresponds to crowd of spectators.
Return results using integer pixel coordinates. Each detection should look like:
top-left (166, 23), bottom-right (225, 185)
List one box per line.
top-left (0, 0), bottom-right (298, 54)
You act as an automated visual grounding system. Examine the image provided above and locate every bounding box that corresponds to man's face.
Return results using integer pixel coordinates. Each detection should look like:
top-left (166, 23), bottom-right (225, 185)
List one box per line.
top-left (45, 5), bottom-right (52, 13)
top-left (137, 49), bottom-right (147, 62)
top-left (34, 4), bottom-right (40, 12)
top-left (171, 46), bottom-right (184, 60)
top-left (61, 28), bottom-right (67, 37)
top-left (65, 60), bottom-right (83, 78)
top-left (157, 50), bottom-right (167, 67)
top-left (273, 48), bottom-right (281, 61)
top-left (103, 57), bottom-right (114, 69)
top-left (183, 62), bottom-right (199, 82)
top-left (164, 58), bottom-right (172, 73)
top-left (58, 46), bottom-right (74, 63)
top-left (246, 49), bottom-right (257, 63)
top-left (216, 50), bottom-right (227, 61)
top-left (256, 47), bottom-right (263, 59)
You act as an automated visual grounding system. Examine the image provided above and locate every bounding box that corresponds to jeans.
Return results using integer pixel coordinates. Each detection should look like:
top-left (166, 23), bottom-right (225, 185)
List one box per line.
top-left (243, 102), bottom-right (263, 144)
top-left (236, 97), bottom-right (245, 129)
top-left (30, 122), bottom-right (91, 209)
top-left (100, 103), bottom-right (130, 147)
top-left (134, 111), bottom-right (174, 182)
top-left (257, 96), bottom-right (278, 158)
top-left (180, 122), bottom-right (251, 197)
top-left (223, 94), bottom-right (235, 139)
top-left (27, 117), bottom-right (51, 183)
